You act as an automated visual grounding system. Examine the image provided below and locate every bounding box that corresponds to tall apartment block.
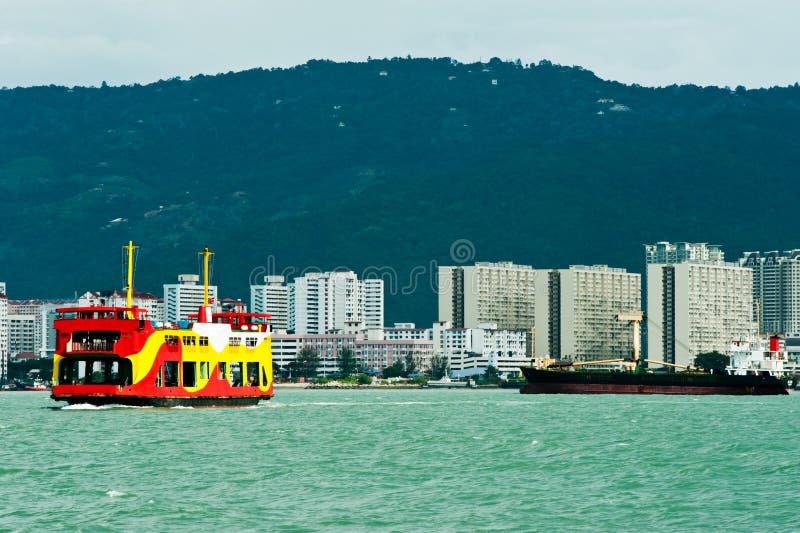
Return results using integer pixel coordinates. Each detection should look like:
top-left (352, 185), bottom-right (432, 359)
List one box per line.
top-left (163, 274), bottom-right (218, 323)
top-left (250, 275), bottom-right (290, 331)
top-left (438, 262), bottom-right (537, 330)
top-left (534, 265), bottom-right (641, 361)
top-left (291, 271), bottom-right (384, 334)
top-left (360, 278), bottom-right (384, 330)
top-left (740, 250), bottom-right (800, 335)
top-left (647, 262), bottom-right (755, 367)
top-left (645, 242), bottom-right (725, 265)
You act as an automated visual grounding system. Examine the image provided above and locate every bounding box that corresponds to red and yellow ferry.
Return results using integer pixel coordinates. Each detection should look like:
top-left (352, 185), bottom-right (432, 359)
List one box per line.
top-left (51, 243), bottom-right (274, 407)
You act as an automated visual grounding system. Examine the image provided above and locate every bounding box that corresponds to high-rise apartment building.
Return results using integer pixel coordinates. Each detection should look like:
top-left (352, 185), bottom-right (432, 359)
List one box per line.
top-left (360, 278), bottom-right (384, 330)
top-left (8, 300), bottom-right (69, 358)
top-left (647, 262), bottom-right (755, 366)
top-left (740, 250), bottom-right (800, 335)
top-left (291, 271), bottom-right (384, 334)
top-left (163, 274), bottom-right (218, 323)
top-left (250, 275), bottom-right (290, 331)
top-left (534, 265), bottom-right (641, 361)
top-left (645, 242), bottom-right (724, 265)
top-left (438, 262), bottom-right (537, 330)
top-left (7, 312), bottom-right (37, 358)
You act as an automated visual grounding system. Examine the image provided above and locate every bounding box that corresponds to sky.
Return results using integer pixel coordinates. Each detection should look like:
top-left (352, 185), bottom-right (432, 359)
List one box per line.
top-left (1, 0), bottom-right (798, 89)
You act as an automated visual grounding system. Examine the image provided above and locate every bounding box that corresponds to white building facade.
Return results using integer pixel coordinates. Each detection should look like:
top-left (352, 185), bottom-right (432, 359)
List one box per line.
top-left (535, 265), bottom-right (641, 361)
top-left (78, 290), bottom-right (161, 320)
top-left (250, 275), bottom-right (290, 332)
top-left (270, 333), bottom-right (433, 376)
top-left (438, 261), bottom-right (537, 330)
top-left (291, 271), bottom-right (384, 334)
top-left (740, 250), bottom-right (800, 335)
top-left (645, 242), bottom-right (725, 265)
top-left (647, 262), bottom-right (755, 367)
top-left (163, 274), bottom-right (218, 323)
top-left (434, 320), bottom-right (528, 378)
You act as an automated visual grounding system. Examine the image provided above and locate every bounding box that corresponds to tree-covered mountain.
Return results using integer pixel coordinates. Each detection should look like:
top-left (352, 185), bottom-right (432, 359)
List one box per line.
top-left (1, 57), bottom-right (799, 324)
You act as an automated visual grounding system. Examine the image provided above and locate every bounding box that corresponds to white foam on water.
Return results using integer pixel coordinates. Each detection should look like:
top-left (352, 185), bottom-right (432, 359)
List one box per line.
top-left (170, 405), bottom-right (194, 409)
top-left (106, 490), bottom-right (126, 498)
top-left (531, 440), bottom-right (539, 446)
top-left (616, 443), bottom-right (631, 447)
top-left (62, 403), bottom-right (152, 410)
top-left (62, 403), bottom-right (105, 410)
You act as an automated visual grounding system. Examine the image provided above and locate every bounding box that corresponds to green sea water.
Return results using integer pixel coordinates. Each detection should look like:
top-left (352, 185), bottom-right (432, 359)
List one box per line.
top-left (1, 389), bottom-right (798, 532)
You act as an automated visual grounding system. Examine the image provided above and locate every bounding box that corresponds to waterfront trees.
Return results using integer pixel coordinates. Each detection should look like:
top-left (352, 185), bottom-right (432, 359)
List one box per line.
top-left (337, 347), bottom-right (358, 377)
top-left (404, 354), bottom-right (417, 376)
top-left (428, 354), bottom-right (449, 380)
top-left (298, 346), bottom-right (320, 379)
top-left (381, 360), bottom-right (405, 378)
top-left (693, 351), bottom-right (729, 373)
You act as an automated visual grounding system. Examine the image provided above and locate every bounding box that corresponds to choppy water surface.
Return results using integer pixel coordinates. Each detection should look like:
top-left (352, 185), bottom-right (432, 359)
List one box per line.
top-left (1, 389), bottom-right (798, 532)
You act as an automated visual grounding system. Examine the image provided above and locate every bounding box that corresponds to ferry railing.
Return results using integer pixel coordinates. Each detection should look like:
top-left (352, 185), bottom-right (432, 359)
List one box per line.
top-left (68, 341), bottom-right (116, 353)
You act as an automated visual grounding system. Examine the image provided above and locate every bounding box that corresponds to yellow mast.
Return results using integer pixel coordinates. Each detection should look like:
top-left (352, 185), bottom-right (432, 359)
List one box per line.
top-left (199, 246), bottom-right (214, 306)
top-left (123, 240), bottom-right (138, 309)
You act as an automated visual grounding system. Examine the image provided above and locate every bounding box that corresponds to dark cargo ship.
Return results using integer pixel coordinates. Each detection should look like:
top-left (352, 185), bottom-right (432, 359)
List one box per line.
top-left (519, 366), bottom-right (789, 395)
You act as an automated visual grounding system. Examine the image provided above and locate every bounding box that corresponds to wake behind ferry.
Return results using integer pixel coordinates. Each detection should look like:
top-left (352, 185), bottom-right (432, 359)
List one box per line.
top-left (51, 243), bottom-right (274, 407)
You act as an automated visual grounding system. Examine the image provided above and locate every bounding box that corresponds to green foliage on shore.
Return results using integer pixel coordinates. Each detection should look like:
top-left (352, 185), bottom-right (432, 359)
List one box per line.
top-left (337, 348), bottom-right (358, 378)
top-left (428, 354), bottom-right (450, 380)
top-left (694, 351), bottom-right (730, 373)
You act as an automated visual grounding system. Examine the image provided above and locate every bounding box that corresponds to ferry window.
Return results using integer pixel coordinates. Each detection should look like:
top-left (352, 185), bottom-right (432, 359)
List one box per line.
top-left (218, 362), bottom-right (227, 380)
top-left (262, 365), bottom-right (269, 387)
top-left (156, 366), bottom-right (162, 387)
top-left (229, 337), bottom-right (241, 347)
top-left (199, 337), bottom-right (209, 347)
top-left (90, 361), bottom-right (106, 383)
top-left (230, 362), bottom-right (243, 387)
top-left (110, 361), bottom-right (120, 383)
top-left (246, 337), bottom-right (257, 348)
top-left (200, 362), bottom-right (209, 379)
top-left (165, 335), bottom-right (179, 346)
top-left (183, 362), bottom-right (197, 387)
top-left (164, 361), bottom-right (179, 387)
top-left (247, 362), bottom-right (259, 386)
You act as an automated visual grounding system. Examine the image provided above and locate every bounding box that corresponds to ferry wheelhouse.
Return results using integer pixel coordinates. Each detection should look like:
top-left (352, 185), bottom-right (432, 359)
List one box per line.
top-left (51, 243), bottom-right (274, 407)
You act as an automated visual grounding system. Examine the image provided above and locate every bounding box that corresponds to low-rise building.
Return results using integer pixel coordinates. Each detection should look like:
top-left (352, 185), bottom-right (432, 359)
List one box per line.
top-left (270, 333), bottom-right (434, 376)
top-left (435, 321), bottom-right (528, 378)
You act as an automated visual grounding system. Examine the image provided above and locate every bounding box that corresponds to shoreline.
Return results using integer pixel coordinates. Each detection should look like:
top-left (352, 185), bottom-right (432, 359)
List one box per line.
top-left (273, 383), bottom-right (506, 390)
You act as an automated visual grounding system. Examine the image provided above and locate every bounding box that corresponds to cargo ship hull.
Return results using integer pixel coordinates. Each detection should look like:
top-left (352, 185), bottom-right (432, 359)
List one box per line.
top-left (520, 367), bottom-right (789, 395)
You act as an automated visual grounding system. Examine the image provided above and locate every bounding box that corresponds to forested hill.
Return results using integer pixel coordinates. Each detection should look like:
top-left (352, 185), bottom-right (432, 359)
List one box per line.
top-left (1, 57), bottom-right (799, 324)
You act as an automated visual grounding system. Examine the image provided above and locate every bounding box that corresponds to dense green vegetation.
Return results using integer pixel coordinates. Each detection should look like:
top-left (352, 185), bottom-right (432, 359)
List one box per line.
top-left (694, 351), bottom-right (730, 373)
top-left (1, 57), bottom-right (799, 324)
